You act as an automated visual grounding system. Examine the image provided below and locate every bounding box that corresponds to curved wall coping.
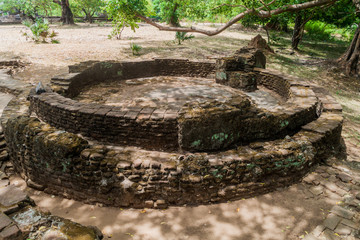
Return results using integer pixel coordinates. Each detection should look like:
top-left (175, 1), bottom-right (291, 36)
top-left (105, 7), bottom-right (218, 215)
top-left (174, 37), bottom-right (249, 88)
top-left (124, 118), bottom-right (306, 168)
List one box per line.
top-left (30, 59), bottom-right (322, 151)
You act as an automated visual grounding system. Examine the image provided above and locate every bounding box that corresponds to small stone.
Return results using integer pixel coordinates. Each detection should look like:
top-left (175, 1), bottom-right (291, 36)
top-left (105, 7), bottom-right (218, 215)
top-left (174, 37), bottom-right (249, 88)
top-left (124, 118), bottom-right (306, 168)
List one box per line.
top-left (188, 175), bottom-right (202, 183)
top-left (35, 81), bottom-right (46, 94)
top-left (341, 219), bottom-right (359, 230)
top-left (355, 192), bottom-right (360, 200)
top-left (335, 181), bottom-right (351, 192)
top-left (313, 180), bottom-right (320, 186)
top-left (303, 174), bottom-right (316, 184)
top-left (337, 173), bottom-right (352, 183)
top-left (151, 162), bottom-right (161, 169)
top-left (89, 153), bottom-right (104, 161)
top-left (0, 171), bottom-right (7, 180)
top-left (309, 186), bottom-right (323, 196)
top-left (26, 179), bottom-right (45, 191)
top-left (304, 189), bottom-right (314, 199)
top-left (144, 200), bottom-right (154, 208)
top-left (0, 152), bottom-right (8, 162)
top-left (303, 234), bottom-right (319, 240)
top-left (322, 229), bottom-right (341, 240)
top-left (0, 213), bottom-right (12, 231)
top-left (323, 213), bottom-right (342, 230)
top-left (323, 182), bottom-right (338, 192)
top-left (326, 168), bottom-right (337, 175)
top-left (132, 159), bottom-right (142, 168)
top-left (312, 224), bottom-right (325, 237)
top-left (334, 223), bottom-right (352, 235)
top-left (80, 149), bottom-right (91, 159)
top-left (0, 224), bottom-right (22, 240)
top-left (331, 206), bottom-right (355, 220)
top-left (0, 179), bottom-right (9, 188)
top-left (42, 229), bottom-right (67, 240)
top-left (155, 199), bottom-right (167, 209)
top-left (335, 188), bottom-right (347, 197)
top-left (0, 185), bottom-right (28, 207)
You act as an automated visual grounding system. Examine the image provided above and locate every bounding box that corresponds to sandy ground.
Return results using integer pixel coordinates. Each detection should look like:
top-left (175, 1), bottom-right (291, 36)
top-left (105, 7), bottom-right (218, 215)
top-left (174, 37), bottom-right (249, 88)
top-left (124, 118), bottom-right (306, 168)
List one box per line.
top-left (0, 23), bottom-right (356, 240)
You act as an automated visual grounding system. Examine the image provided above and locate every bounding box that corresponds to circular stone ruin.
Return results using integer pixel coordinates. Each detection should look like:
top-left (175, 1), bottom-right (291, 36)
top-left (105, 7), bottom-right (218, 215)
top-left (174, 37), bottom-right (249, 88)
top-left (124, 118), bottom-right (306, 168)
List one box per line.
top-left (3, 48), bottom-right (343, 208)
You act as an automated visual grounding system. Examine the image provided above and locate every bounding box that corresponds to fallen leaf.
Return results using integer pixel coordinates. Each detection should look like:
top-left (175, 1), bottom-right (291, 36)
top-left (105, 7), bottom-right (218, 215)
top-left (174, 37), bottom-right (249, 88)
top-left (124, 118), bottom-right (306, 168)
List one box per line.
top-left (39, 226), bottom-right (46, 231)
top-left (90, 216), bottom-right (96, 219)
top-left (236, 208), bottom-right (240, 212)
top-left (125, 233), bottom-right (134, 237)
top-left (140, 209), bottom-right (147, 213)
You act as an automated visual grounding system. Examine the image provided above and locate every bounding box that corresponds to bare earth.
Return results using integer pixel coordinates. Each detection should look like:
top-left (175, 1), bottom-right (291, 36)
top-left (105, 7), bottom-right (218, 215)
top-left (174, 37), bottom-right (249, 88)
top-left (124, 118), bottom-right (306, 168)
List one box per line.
top-left (0, 23), bottom-right (359, 240)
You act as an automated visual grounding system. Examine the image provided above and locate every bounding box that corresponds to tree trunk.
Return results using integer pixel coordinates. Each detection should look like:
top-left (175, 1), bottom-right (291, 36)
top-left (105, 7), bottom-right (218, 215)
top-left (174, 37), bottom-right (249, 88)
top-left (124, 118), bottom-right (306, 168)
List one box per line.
top-left (337, 0), bottom-right (360, 76)
top-left (292, 14), bottom-right (304, 50)
top-left (58, 0), bottom-right (74, 24)
top-left (168, 3), bottom-right (180, 27)
top-left (83, 9), bottom-right (93, 23)
top-left (338, 24), bottom-right (360, 76)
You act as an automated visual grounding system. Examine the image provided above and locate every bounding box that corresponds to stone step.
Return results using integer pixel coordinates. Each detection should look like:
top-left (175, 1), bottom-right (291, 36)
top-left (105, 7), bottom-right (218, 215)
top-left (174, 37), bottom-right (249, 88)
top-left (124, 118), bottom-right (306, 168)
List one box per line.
top-left (50, 80), bottom-right (70, 86)
top-left (51, 72), bottom-right (79, 82)
top-left (302, 112), bottom-right (343, 135)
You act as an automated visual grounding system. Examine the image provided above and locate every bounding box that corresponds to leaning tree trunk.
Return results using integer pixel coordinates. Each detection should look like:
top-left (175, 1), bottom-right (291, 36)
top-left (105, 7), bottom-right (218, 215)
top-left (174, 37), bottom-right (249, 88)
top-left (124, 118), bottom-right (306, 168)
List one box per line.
top-left (338, 24), bottom-right (360, 76)
top-left (59, 0), bottom-right (74, 24)
top-left (337, 0), bottom-right (360, 76)
top-left (292, 14), bottom-right (304, 50)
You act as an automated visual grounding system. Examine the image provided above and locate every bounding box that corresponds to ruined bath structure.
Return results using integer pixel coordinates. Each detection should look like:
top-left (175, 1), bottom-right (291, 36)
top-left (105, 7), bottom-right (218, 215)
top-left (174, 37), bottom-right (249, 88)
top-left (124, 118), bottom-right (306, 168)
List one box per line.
top-left (2, 48), bottom-right (343, 208)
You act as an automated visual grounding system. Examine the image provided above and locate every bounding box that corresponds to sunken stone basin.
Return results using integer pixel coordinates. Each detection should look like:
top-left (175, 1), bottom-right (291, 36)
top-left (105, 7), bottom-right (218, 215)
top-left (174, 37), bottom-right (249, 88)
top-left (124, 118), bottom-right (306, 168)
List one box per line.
top-left (3, 49), bottom-right (344, 208)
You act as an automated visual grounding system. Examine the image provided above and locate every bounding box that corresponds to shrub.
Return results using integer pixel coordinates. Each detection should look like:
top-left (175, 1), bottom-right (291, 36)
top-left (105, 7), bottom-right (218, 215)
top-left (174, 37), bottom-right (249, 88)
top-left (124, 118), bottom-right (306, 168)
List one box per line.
top-left (22, 18), bottom-right (59, 44)
top-left (130, 43), bottom-right (142, 55)
top-left (175, 32), bottom-right (194, 45)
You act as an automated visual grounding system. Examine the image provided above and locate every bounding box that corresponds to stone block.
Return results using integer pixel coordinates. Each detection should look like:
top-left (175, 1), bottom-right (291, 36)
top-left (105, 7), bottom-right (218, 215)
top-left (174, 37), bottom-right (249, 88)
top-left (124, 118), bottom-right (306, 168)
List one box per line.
top-left (335, 223), bottom-right (352, 235)
top-left (0, 224), bottom-right (22, 240)
top-left (0, 185), bottom-right (28, 207)
top-left (331, 206), bottom-right (355, 220)
top-left (0, 213), bottom-right (12, 231)
top-left (155, 199), bottom-right (167, 209)
top-left (323, 213), bottom-right (342, 230)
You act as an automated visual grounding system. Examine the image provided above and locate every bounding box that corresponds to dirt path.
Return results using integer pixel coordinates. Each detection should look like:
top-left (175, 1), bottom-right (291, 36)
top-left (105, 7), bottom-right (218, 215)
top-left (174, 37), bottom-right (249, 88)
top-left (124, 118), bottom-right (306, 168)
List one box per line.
top-left (10, 175), bottom-right (338, 240)
top-left (1, 23), bottom-right (359, 240)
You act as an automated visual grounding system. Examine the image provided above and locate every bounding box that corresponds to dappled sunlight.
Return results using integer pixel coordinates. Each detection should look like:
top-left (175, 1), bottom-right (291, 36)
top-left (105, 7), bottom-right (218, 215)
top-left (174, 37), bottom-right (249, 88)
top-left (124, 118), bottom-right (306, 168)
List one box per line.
top-left (11, 172), bottom-right (339, 240)
top-left (1, 19), bottom-right (358, 240)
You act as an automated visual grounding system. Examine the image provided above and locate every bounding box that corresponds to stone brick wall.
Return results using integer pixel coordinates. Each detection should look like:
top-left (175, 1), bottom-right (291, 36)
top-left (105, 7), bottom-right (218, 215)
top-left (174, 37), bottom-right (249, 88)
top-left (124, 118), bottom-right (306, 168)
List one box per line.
top-left (254, 68), bottom-right (292, 99)
top-left (29, 59), bottom-right (326, 151)
top-left (2, 57), bottom-right (344, 208)
top-left (28, 87), bottom-right (321, 152)
top-left (29, 92), bottom-right (180, 151)
top-left (58, 59), bottom-right (216, 98)
top-left (4, 112), bottom-right (342, 208)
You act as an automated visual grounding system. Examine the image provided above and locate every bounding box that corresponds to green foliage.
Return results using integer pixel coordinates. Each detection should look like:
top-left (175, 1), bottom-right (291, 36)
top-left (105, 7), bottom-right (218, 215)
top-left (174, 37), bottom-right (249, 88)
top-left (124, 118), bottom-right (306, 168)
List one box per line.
top-left (304, 21), bottom-right (332, 40)
top-left (72, 0), bottom-right (105, 23)
top-left (22, 18), bottom-right (59, 43)
top-left (0, 0), bottom-right (58, 20)
top-left (304, 20), bottom-right (356, 42)
top-left (108, 20), bottom-right (126, 39)
top-left (152, 0), bottom-right (180, 25)
top-left (105, 0), bottom-right (148, 38)
top-left (175, 31), bottom-right (194, 45)
top-left (130, 43), bottom-right (142, 55)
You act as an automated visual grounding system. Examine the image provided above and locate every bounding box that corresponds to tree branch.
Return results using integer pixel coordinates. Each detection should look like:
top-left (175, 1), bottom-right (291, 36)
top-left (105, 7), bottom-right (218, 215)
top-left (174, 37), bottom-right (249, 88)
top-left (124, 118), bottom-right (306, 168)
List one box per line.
top-left (137, 0), bottom-right (338, 36)
top-left (211, 4), bottom-right (248, 11)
